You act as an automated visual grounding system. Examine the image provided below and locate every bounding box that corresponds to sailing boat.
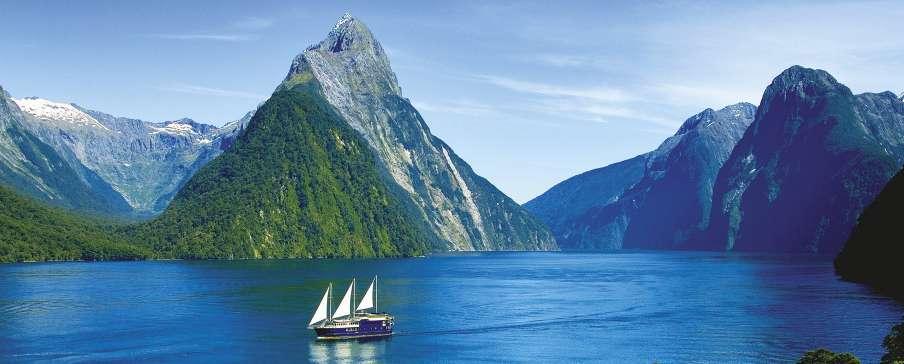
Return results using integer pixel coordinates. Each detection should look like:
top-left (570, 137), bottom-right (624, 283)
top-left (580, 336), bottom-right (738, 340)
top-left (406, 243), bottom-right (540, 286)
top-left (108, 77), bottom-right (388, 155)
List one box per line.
top-left (308, 276), bottom-right (394, 340)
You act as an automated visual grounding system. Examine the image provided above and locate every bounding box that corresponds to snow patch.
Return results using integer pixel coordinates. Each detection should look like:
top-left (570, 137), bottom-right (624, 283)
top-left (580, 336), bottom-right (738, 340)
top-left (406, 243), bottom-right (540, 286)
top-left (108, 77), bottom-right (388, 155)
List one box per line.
top-left (148, 122), bottom-right (198, 137)
top-left (333, 13), bottom-right (354, 31)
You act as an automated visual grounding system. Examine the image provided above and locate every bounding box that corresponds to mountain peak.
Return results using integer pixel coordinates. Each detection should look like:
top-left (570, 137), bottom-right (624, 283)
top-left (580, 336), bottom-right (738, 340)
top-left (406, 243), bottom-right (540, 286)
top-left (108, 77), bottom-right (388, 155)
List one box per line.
top-left (315, 12), bottom-right (377, 54)
top-left (332, 12), bottom-right (355, 32)
top-left (769, 65), bottom-right (841, 93)
top-left (676, 102), bottom-right (756, 135)
top-left (283, 13), bottom-right (401, 97)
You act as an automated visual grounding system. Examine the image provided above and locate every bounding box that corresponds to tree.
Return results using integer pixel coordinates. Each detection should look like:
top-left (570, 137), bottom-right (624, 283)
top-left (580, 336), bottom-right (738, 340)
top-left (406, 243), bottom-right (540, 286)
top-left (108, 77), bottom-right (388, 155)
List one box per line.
top-left (797, 349), bottom-right (860, 364)
top-left (882, 321), bottom-right (904, 364)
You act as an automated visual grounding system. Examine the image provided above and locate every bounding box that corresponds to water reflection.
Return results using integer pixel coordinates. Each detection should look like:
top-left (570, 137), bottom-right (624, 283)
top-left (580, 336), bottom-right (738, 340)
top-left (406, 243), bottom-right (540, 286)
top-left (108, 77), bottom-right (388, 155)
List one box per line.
top-left (309, 337), bottom-right (387, 363)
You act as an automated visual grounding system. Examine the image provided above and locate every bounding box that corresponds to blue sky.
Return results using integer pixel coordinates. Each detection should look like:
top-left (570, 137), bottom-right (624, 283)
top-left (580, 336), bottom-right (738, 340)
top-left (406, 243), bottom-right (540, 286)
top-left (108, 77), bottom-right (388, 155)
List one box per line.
top-left (2, 1), bottom-right (903, 202)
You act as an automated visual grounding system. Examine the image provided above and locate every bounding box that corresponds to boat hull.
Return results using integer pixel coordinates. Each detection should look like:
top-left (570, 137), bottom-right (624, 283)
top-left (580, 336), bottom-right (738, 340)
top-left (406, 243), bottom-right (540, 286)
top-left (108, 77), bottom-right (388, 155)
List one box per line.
top-left (313, 315), bottom-right (394, 340)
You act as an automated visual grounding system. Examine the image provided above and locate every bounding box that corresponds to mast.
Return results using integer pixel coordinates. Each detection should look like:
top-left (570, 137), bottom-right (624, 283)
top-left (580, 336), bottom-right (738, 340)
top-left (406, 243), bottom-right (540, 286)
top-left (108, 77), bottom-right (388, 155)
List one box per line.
top-left (375, 275), bottom-right (378, 313)
top-left (352, 278), bottom-right (356, 319)
top-left (328, 283), bottom-right (333, 321)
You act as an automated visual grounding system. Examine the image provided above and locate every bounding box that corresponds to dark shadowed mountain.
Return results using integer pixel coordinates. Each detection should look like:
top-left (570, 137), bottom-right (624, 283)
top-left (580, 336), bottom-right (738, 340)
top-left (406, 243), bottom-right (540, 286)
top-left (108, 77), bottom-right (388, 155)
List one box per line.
top-left (697, 66), bottom-right (904, 254)
top-left (526, 103), bottom-right (755, 249)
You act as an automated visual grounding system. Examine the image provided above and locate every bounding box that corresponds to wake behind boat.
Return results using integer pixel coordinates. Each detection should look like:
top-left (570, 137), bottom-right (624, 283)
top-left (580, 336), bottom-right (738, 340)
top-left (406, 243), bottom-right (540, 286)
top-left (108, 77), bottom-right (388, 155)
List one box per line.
top-left (308, 276), bottom-right (394, 340)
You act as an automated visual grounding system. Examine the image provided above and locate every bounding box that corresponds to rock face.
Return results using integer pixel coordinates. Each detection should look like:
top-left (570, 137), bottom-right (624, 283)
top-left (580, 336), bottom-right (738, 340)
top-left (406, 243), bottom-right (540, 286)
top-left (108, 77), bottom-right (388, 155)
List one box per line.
top-left (282, 14), bottom-right (555, 251)
top-left (0, 86), bottom-right (132, 215)
top-left (525, 103), bottom-right (755, 249)
top-left (698, 66), bottom-right (904, 254)
top-left (11, 97), bottom-right (245, 216)
top-left (835, 167), bottom-right (904, 298)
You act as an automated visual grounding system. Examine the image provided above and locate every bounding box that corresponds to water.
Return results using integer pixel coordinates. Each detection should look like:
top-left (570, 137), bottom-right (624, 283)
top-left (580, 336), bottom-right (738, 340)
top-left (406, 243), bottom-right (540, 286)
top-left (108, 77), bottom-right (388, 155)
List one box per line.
top-left (0, 252), bottom-right (900, 363)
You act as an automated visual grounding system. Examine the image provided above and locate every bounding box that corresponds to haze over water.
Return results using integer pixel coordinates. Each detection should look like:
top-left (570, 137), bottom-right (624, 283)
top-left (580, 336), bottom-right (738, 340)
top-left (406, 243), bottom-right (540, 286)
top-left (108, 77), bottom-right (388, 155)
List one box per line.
top-left (1, 252), bottom-right (900, 362)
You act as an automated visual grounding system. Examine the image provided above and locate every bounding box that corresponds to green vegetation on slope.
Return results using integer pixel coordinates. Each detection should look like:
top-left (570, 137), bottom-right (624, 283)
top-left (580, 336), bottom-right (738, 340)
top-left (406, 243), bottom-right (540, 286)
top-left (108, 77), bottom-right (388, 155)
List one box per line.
top-left (128, 82), bottom-right (427, 259)
top-left (0, 184), bottom-right (149, 263)
top-left (797, 349), bottom-right (860, 364)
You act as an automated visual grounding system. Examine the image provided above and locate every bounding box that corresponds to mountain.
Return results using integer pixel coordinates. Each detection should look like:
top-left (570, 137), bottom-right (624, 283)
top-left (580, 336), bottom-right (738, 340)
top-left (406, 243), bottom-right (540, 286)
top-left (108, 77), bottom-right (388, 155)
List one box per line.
top-left (0, 86), bottom-right (133, 216)
top-left (523, 155), bottom-right (646, 249)
top-left (12, 97), bottom-right (245, 216)
top-left (133, 81), bottom-right (427, 259)
top-left (698, 66), bottom-right (904, 254)
top-left (621, 103), bottom-right (756, 249)
top-left (525, 103), bottom-right (755, 249)
top-left (281, 14), bottom-right (554, 251)
top-left (0, 184), bottom-right (148, 262)
top-left (835, 167), bottom-right (904, 298)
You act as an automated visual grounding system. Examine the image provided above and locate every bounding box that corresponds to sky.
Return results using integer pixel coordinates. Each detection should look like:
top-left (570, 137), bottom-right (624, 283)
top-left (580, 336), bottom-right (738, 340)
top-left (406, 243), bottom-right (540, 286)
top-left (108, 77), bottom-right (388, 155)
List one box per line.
top-left (2, 0), bottom-right (903, 202)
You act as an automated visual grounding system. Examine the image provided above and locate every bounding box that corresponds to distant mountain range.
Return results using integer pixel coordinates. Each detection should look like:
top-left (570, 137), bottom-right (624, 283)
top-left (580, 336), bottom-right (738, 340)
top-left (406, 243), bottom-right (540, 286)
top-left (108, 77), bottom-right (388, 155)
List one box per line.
top-left (11, 96), bottom-right (248, 217)
top-left (0, 87), bottom-right (133, 216)
top-left (527, 66), bottom-right (904, 255)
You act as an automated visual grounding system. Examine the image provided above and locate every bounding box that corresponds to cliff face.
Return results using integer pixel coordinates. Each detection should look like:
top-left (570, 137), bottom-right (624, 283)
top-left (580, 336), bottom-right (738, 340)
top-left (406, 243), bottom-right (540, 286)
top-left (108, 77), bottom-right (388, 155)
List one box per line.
top-left (283, 14), bottom-right (555, 251)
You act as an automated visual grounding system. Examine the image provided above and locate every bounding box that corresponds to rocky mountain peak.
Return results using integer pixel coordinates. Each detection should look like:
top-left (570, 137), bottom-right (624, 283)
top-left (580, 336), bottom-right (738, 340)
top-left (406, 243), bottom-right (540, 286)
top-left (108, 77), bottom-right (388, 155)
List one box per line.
top-left (756, 65), bottom-right (852, 127)
top-left (676, 103), bottom-right (756, 136)
top-left (323, 12), bottom-right (376, 53)
top-left (763, 66), bottom-right (845, 102)
top-left (284, 13), bottom-right (401, 98)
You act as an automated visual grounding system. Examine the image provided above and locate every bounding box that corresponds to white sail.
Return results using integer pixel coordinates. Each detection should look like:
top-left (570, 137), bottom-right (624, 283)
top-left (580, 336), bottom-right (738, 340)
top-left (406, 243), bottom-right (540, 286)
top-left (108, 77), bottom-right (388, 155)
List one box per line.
top-left (308, 285), bottom-right (330, 326)
top-left (356, 277), bottom-right (375, 312)
top-left (332, 279), bottom-right (355, 319)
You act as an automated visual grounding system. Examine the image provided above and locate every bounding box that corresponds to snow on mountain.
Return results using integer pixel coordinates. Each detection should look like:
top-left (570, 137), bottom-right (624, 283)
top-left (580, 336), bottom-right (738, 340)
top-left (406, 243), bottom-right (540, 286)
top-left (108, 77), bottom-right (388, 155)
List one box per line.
top-left (148, 122), bottom-right (198, 137)
top-left (13, 97), bottom-right (110, 131)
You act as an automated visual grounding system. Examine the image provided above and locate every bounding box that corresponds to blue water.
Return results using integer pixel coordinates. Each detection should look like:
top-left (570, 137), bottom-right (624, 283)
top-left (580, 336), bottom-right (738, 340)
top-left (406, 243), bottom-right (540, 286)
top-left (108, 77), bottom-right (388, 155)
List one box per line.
top-left (0, 252), bottom-right (901, 363)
